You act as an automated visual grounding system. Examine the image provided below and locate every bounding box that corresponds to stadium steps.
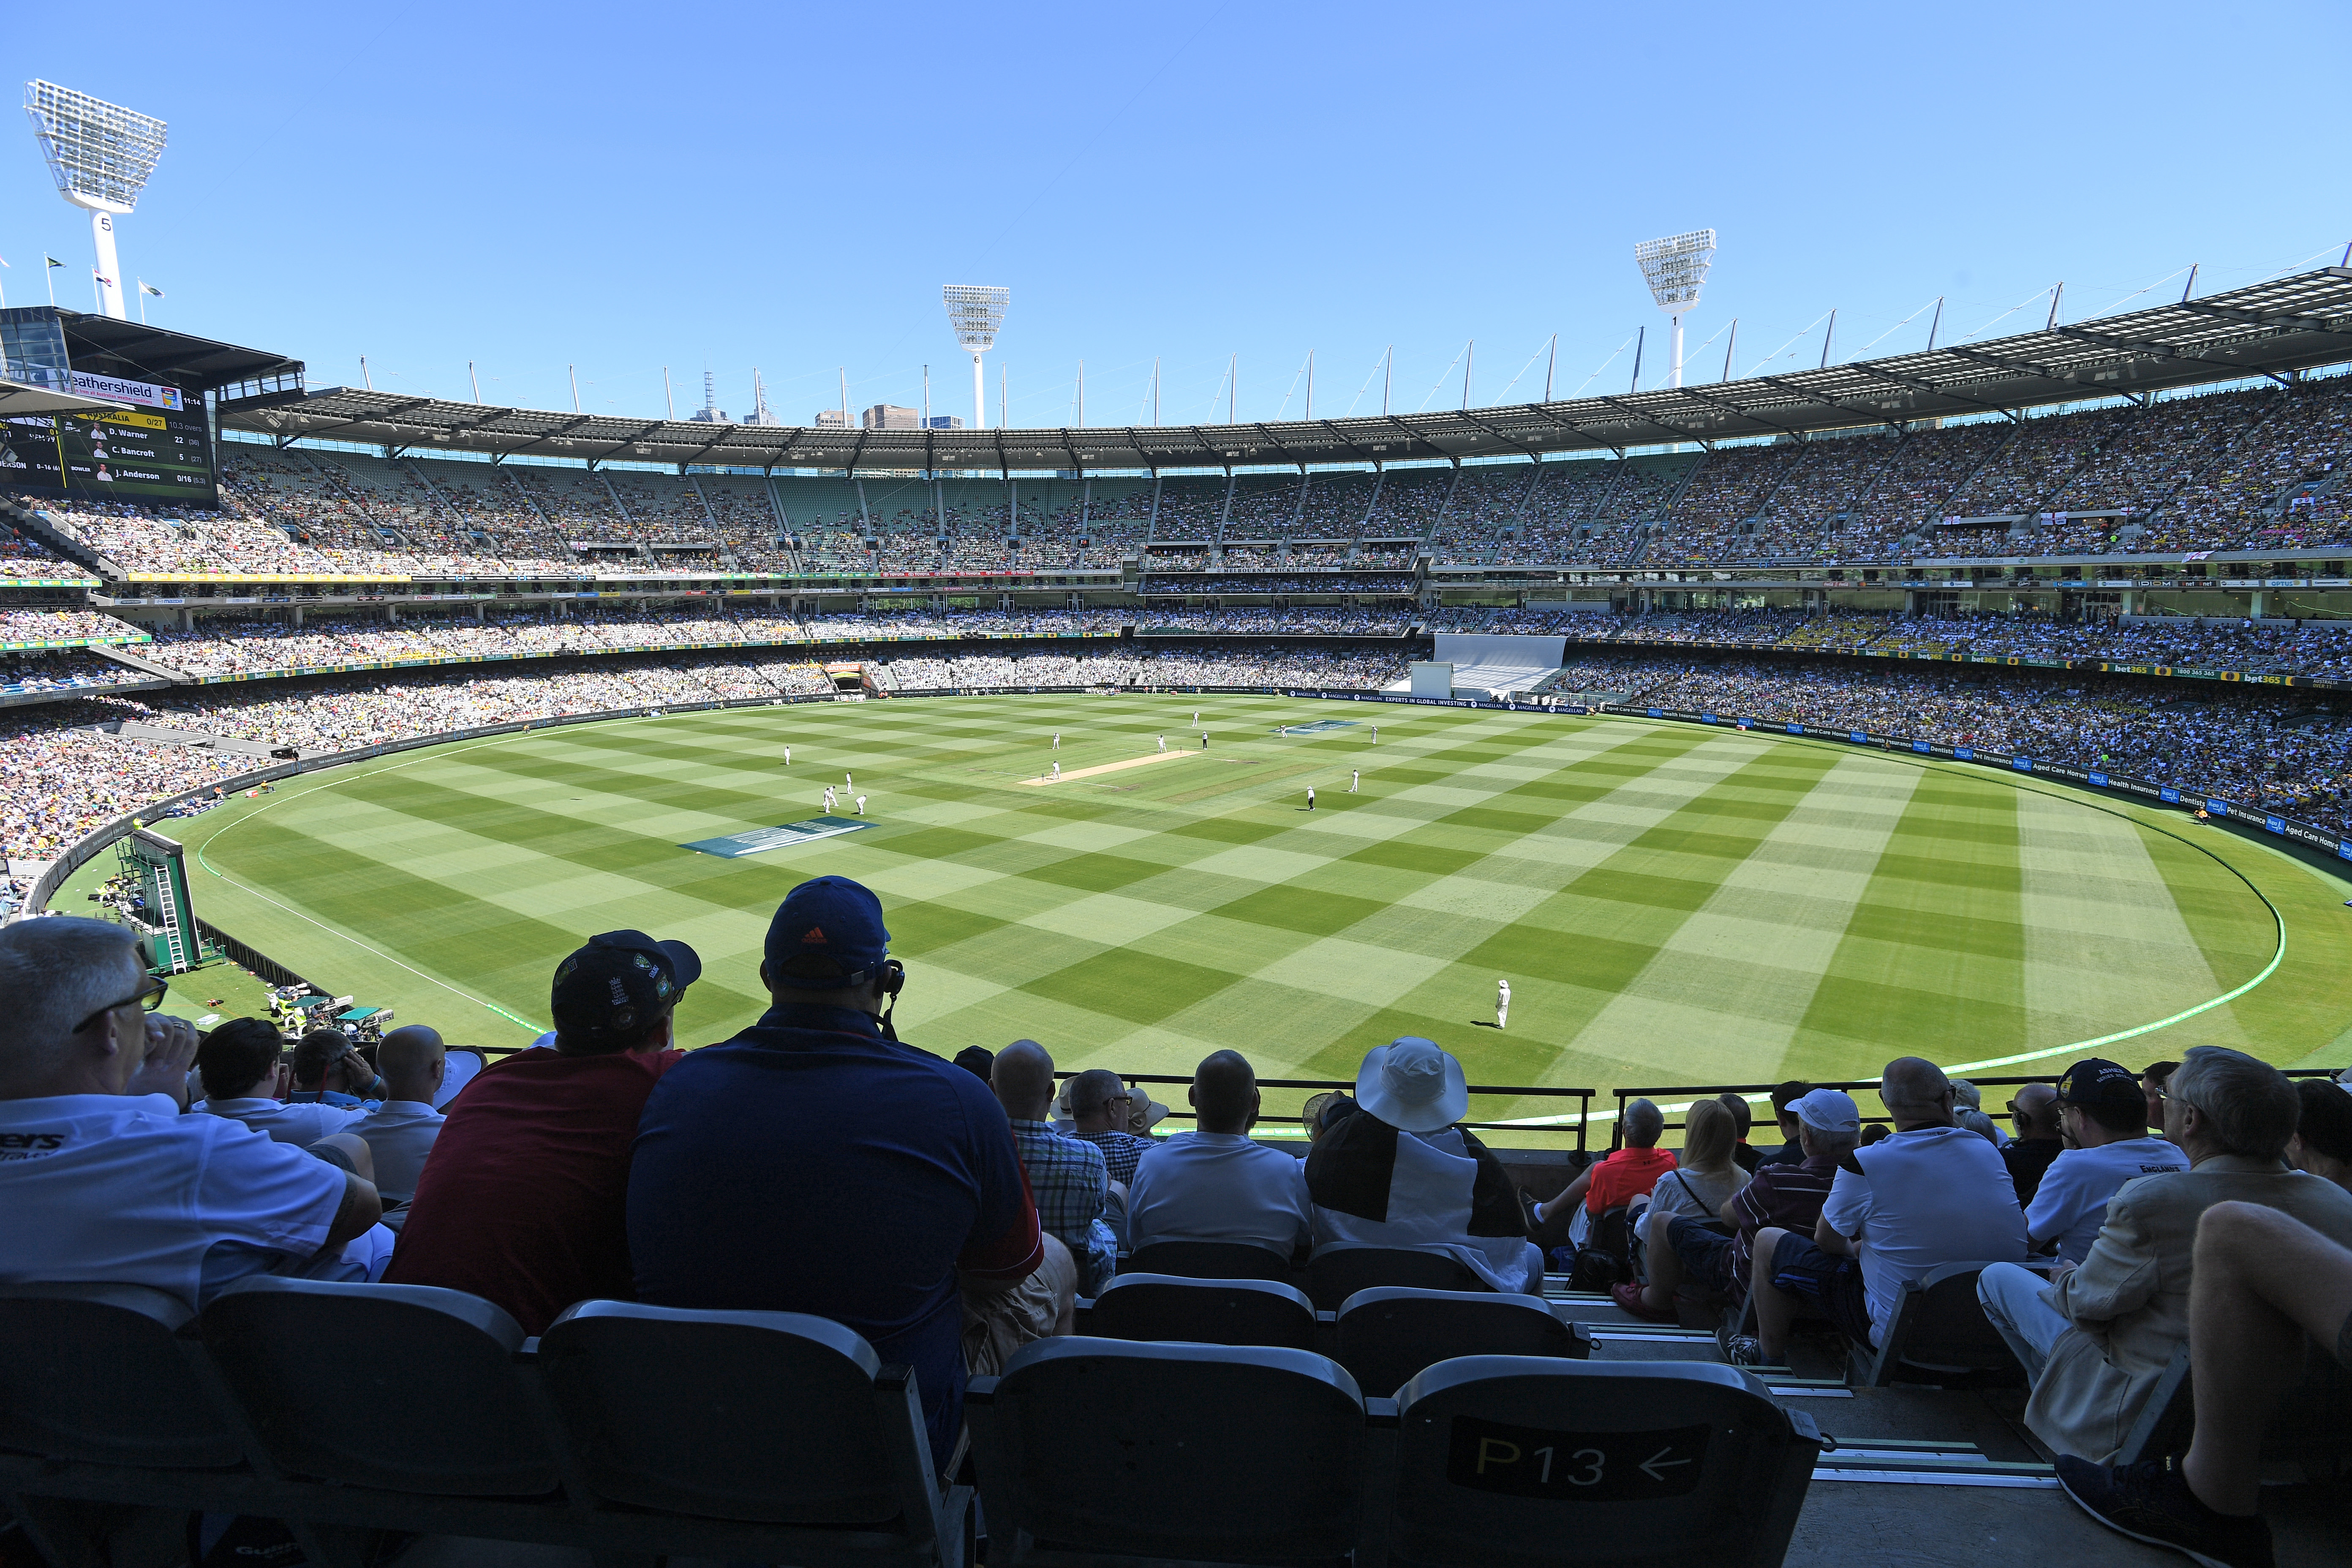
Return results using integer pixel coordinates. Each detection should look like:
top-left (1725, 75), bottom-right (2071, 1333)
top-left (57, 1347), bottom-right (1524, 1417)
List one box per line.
top-left (85, 642), bottom-right (191, 682)
top-left (0, 493), bottom-right (120, 578)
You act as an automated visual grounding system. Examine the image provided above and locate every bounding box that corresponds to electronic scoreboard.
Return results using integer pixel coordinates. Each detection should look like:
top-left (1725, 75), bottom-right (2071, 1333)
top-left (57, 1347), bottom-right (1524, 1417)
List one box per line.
top-left (0, 387), bottom-right (217, 507)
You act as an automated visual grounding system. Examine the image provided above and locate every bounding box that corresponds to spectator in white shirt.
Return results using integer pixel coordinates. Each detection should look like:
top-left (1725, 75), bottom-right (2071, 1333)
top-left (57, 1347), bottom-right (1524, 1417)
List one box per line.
top-left (195, 1018), bottom-right (373, 1145)
top-left (2025, 1058), bottom-right (2191, 1263)
top-left (1124, 1051), bottom-right (1311, 1260)
top-left (0, 917), bottom-right (386, 1307)
top-left (1728, 1056), bottom-right (2027, 1366)
top-left (356, 1026), bottom-right (448, 1206)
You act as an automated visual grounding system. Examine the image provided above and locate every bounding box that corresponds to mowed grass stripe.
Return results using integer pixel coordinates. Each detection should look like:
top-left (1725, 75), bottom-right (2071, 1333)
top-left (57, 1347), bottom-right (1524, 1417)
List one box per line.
top-left (1792, 768), bottom-right (2025, 1062)
top-left (1547, 751), bottom-right (1926, 1097)
top-left (2012, 787), bottom-right (2254, 1049)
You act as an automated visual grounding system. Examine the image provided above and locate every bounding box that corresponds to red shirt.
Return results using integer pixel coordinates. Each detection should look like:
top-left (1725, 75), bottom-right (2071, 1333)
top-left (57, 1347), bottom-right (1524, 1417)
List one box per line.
top-left (385, 1045), bottom-right (682, 1334)
top-left (1586, 1146), bottom-right (1677, 1213)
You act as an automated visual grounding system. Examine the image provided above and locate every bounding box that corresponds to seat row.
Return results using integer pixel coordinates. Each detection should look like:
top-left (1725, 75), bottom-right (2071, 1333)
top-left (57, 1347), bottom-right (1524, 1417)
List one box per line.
top-left (0, 1276), bottom-right (1828, 1568)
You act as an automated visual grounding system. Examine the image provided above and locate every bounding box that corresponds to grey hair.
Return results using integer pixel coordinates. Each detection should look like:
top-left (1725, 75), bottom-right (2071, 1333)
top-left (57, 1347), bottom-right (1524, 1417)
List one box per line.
top-left (0, 917), bottom-right (144, 1093)
top-left (1949, 1079), bottom-right (1983, 1111)
top-left (1955, 1108), bottom-right (2003, 1146)
top-left (2170, 1046), bottom-right (2299, 1161)
top-left (1622, 1097), bottom-right (1665, 1146)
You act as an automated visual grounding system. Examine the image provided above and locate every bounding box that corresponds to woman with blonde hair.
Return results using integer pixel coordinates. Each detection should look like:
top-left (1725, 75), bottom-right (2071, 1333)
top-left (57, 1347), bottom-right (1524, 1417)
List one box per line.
top-left (1614, 1097), bottom-right (1746, 1321)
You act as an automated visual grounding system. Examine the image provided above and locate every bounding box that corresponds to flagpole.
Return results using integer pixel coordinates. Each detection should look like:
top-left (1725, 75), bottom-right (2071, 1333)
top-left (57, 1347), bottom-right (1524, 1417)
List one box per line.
top-left (45, 257), bottom-right (59, 308)
top-left (136, 280), bottom-right (147, 324)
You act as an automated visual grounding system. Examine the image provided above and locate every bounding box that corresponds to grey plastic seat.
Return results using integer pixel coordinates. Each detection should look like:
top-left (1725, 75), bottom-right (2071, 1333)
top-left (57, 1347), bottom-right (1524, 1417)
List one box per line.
top-left (0, 1282), bottom-right (241, 1469)
top-left (1086, 1274), bottom-right (1319, 1351)
top-left (967, 1338), bottom-right (1365, 1567)
top-left (433, 1047), bottom-right (486, 1109)
top-left (2117, 1338), bottom-right (2352, 1471)
top-left (1382, 1356), bottom-right (1826, 1568)
top-left (1849, 1261), bottom-right (2022, 1388)
top-left (1123, 1239), bottom-right (1293, 1282)
top-left (1307, 1242), bottom-right (1486, 1311)
top-left (196, 1277), bottom-right (565, 1495)
top-left (537, 1298), bottom-right (968, 1565)
top-left (1334, 1287), bottom-right (1579, 1398)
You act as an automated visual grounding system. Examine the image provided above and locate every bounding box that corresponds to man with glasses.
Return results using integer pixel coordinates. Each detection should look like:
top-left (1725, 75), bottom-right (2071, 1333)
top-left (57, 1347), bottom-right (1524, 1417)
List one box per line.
top-left (1977, 1045), bottom-right (2352, 1467)
top-left (1063, 1068), bottom-right (1155, 1186)
top-left (0, 917), bottom-right (387, 1307)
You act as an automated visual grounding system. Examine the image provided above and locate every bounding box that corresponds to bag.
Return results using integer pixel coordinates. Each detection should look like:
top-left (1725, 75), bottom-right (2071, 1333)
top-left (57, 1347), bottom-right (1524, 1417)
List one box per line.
top-left (1564, 1203), bottom-right (1636, 1291)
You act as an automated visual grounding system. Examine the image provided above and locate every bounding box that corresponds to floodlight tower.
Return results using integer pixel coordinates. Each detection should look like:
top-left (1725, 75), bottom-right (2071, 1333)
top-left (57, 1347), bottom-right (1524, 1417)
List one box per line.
top-left (26, 81), bottom-right (168, 322)
top-left (1633, 229), bottom-right (1717, 388)
top-left (942, 284), bottom-right (1010, 430)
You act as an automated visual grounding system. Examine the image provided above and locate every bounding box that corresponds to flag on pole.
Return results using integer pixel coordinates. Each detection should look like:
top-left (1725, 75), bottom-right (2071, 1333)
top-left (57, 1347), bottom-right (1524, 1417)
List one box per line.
top-left (139, 281), bottom-right (163, 298)
top-left (44, 256), bottom-right (63, 268)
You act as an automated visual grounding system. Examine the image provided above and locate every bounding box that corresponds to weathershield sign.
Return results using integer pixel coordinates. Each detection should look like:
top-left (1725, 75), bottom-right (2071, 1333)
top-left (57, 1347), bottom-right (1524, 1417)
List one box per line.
top-left (1444, 1416), bottom-right (1710, 1501)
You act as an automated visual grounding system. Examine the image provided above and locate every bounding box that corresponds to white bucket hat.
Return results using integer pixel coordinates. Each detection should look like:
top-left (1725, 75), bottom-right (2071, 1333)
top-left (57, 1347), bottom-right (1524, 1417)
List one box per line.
top-left (1356, 1036), bottom-right (1469, 1132)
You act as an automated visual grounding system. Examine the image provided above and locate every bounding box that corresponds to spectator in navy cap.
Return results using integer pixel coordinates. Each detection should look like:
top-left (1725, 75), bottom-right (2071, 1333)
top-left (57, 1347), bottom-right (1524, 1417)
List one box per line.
top-left (384, 929), bottom-right (700, 1334)
top-left (628, 875), bottom-right (1068, 1473)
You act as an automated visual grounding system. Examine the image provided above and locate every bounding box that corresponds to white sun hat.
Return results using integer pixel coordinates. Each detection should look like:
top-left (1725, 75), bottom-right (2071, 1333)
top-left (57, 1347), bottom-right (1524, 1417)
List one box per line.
top-left (1356, 1036), bottom-right (1470, 1132)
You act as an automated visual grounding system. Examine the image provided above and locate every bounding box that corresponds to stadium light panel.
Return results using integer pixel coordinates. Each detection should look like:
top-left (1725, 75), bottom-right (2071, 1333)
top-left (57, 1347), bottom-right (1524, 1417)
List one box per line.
top-left (26, 79), bottom-right (168, 322)
top-left (1634, 229), bottom-right (1717, 389)
top-left (943, 284), bottom-right (1009, 430)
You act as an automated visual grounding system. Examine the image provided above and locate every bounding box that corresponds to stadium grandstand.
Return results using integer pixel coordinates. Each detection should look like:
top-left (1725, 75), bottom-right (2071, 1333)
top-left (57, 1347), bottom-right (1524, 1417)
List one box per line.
top-left (11, 222), bottom-right (2352, 1568)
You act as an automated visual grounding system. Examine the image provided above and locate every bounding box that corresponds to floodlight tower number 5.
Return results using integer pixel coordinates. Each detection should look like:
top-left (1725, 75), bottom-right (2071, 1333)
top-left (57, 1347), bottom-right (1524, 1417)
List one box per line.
top-left (26, 80), bottom-right (169, 323)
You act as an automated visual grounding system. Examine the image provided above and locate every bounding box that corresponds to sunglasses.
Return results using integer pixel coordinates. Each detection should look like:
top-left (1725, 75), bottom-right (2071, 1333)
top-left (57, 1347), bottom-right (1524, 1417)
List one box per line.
top-left (76, 975), bottom-right (168, 1036)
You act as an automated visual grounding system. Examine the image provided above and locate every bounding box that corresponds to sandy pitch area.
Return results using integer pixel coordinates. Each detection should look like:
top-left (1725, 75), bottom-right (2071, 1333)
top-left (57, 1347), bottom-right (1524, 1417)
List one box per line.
top-left (1019, 749), bottom-right (1199, 785)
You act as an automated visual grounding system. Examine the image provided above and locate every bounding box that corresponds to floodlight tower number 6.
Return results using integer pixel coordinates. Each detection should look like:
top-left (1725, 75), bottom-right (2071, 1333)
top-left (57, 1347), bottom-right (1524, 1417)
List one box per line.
top-left (942, 284), bottom-right (1010, 430)
top-left (26, 80), bottom-right (169, 323)
top-left (1634, 230), bottom-right (1717, 388)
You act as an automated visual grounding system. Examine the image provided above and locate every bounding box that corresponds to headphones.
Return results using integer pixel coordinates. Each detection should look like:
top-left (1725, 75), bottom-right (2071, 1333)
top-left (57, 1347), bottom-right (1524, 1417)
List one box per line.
top-left (878, 958), bottom-right (906, 1040)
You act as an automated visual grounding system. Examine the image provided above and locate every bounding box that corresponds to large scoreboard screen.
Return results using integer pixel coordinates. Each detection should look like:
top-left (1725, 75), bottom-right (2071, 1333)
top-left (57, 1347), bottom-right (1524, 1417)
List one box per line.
top-left (1, 394), bottom-right (218, 508)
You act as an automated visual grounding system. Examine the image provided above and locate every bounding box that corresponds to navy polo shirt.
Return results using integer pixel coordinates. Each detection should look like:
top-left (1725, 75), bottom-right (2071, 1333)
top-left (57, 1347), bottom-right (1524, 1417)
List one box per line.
top-left (626, 1003), bottom-right (1040, 1467)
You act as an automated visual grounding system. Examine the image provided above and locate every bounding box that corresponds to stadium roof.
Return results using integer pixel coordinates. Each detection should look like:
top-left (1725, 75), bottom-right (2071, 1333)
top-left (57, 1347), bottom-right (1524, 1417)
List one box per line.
top-left (44, 309), bottom-right (304, 394)
top-left (220, 267), bottom-right (2352, 472)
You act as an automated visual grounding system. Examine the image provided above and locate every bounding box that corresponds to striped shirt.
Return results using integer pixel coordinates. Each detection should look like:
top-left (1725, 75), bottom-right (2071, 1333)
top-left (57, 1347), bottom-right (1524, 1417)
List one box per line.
top-left (1728, 1152), bottom-right (1840, 1281)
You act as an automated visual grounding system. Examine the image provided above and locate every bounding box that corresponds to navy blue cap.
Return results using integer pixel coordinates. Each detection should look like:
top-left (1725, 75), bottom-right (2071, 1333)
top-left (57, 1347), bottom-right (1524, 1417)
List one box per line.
top-left (765, 876), bottom-right (892, 990)
top-left (550, 929), bottom-right (699, 1044)
top-left (2056, 1057), bottom-right (2143, 1111)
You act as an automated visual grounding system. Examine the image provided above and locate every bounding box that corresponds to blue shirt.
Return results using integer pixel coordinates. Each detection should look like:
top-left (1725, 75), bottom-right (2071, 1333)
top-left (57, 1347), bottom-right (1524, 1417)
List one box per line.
top-left (626, 1004), bottom-right (1040, 1467)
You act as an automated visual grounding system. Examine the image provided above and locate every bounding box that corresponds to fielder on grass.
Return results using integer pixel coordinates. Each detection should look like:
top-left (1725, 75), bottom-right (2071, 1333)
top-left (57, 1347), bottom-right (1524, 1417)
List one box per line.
top-left (1307, 787), bottom-right (1316, 811)
top-left (1350, 769), bottom-right (1359, 792)
top-left (1497, 978), bottom-right (1511, 1030)
top-left (855, 795), bottom-right (867, 816)
top-left (1157, 735), bottom-right (1166, 752)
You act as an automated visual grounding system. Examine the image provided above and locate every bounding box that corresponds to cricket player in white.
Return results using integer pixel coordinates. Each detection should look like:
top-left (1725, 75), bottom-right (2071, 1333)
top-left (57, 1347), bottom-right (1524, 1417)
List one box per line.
top-left (1350, 769), bottom-right (1359, 792)
top-left (783, 745), bottom-right (791, 767)
top-left (855, 794), bottom-right (867, 816)
top-left (1053, 732), bottom-right (1061, 750)
top-left (1496, 979), bottom-right (1511, 1030)
top-left (845, 770), bottom-right (853, 789)
top-left (1192, 710), bottom-right (1200, 724)
top-left (1306, 787), bottom-right (1316, 810)
top-left (1371, 726), bottom-right (1379, 743)
top-left (1052, 761), bottom-right (1061, 780)
top-left (824, 787), bottom-right (836, 813)
top-left (1157, 735), bottom-right (1166, 751)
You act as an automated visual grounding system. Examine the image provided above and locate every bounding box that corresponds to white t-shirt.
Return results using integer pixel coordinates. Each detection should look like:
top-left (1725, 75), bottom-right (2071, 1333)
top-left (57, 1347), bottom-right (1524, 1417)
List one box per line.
top-left (0, 1092), bottom-right (348, 1308)
top-left (1640, 1164), bottom-right (1738, 1247)
top-left (1820, 1124), bottom-right (2029, 1341)
top-left (2026, 1137), bottom-right (2190, 1263)
top-left (1125, 1131), bottom-right (1312, 1257)
top-left (355, 1100), bottom-right (446, 1202)
top-left (198, 1097), bottom-right (372, 1146)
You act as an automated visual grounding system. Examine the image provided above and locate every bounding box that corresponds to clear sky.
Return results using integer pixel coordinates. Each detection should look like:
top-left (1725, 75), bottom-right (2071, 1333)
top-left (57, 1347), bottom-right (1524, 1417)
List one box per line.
top-left (6, 2), bottom-right (2347, 436)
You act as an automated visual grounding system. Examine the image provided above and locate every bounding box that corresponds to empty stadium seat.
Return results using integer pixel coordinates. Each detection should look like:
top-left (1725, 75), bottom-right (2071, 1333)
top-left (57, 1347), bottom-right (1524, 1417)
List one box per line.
top-left (1307, 1242), bottom-right (1487, 1310)
top-left (1848, 1262), bottom-right (2023, 1388)
top-left (434, 1047), bottom-right (486, 1108)
top-left (1083, 1274), bottom-right (1319, 1351)
top-left (1123, 1239), bottom-right (1293, 1281)
top-left (196, 1277), bottom-right (565, 1495)
top-left (538, 1298), bottom-right (969, 1560)
top-left (0, 1282), bottom-right (241, 1469)
top-left (2117, 1338), bottom-right (2352, 1473)
top-left (1380, 1356), bottom-right (1826, 1568)
top-left (1334, 1287), bottom-right (1581, 1397)
top-left (966, 1339), bottom-right (1365, 1566)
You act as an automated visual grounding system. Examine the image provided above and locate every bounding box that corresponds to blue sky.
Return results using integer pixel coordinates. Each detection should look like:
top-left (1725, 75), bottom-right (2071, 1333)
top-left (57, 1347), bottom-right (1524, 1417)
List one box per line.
top-left (6, 2), bottom-right (2347, 435)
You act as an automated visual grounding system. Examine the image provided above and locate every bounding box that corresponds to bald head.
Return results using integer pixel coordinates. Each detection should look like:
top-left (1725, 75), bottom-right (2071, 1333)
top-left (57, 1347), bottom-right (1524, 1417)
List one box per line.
top-left (2009, 1082), bottom-right (2060, 1141)
top-left (378, 1026), bottom-right (446, 1103)
top-left (1880, 1057), bottom-right (1955, 1127)
top-left (1191, 1050), bottom-right (1258, 1134)
top-left (993, 1039), bottom-right (1056, 1122)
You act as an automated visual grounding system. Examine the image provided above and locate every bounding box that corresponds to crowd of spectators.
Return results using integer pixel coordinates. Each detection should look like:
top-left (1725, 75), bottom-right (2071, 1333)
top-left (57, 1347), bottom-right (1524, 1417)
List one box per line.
top-left (0, 527), bottom-right (93, 581)
top-left (5, 897), bottom-right (2349, 1565)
